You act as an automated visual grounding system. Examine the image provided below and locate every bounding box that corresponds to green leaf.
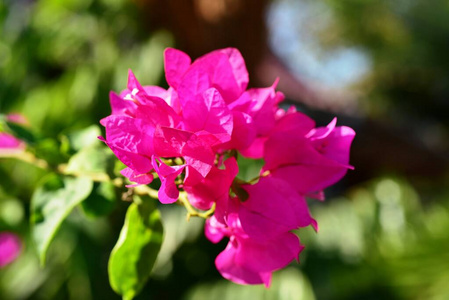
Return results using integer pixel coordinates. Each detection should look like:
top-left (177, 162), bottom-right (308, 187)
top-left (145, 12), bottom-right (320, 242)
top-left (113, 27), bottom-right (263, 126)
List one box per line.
top-left (236, 155), bottom-right (264, 182)
top-left (33, 138), bottom-right (66, 166)
top-left (65, 145), bottom-right (115, 176)
top-left (63, 125), bottom-right (102, 153)
top-left (108, 196), bottom-right (163, 300)
top-left (31, 174), bottom-right (94, 265)
top-left (81, 181), bottom-right (117, 218)
top-left (5, 121), bottom-right (38, 145)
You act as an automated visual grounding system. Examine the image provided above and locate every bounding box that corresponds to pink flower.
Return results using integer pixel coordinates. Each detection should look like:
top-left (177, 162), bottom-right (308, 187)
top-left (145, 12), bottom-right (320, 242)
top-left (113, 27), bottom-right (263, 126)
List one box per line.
top-left (101, 47), bottom-right (356, 287)
top-left (184, 157), bottom-right (238, 211)
top-left (0, 133), bottom-right (25, 151)
top-left (0, 114), bottom-right (28, 152)
top-left (205, 200), bottom-right (303, 287)
top-left (0, 232), bottom-right (22, 268)
top-left (238, 177), bottom-right (316, 240)
top-left (263, 117), bottom-right (355, 197)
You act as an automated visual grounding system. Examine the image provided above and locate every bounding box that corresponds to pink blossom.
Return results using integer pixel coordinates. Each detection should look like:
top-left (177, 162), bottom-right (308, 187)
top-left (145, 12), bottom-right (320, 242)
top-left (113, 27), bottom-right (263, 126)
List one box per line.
top-left (238, 177), bottom-right (316, 240)
top-left (0, 113), bottom-right (28, 152)
top-left (0, 133), bottom-right (25, 151)
top-left (263, 117), bottom-right (355, 196)
top-left (101, 47), bottom-right (356, 287)
top-left (184, 157), bottom-right (238, 211)
top-left (205, 200), bottom-right (303, 287)
top-left (152, 157), bottom-right (185, 204)
top-left (0, 232), bottom-right (22, 268)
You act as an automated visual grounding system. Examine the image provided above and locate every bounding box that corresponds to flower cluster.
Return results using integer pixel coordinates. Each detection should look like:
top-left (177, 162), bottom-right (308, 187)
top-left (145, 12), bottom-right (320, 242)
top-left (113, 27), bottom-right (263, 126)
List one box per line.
top-left (101, 48), bottom-right (355, 286)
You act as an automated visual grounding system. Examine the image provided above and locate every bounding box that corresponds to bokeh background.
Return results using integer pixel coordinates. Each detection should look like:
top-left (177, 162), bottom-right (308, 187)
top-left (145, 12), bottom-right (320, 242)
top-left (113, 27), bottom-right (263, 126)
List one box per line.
top-left (1, 0), bottom-right (449, 299)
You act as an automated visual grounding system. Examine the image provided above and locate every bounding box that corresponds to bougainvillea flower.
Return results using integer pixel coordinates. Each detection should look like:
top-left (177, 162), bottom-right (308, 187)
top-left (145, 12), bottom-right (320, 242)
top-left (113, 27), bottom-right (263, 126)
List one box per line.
top-left (180, 87), bottom-right (233, 145)
top-left (238, 177), bottom-right (316, 240)
top-left (102, 46), bottom-right (356, 287)
top-left (215, 232), bottom-right (302, 287)
top-left (184, 157), bottom-right (238, 210)
top-left (166, 47), bottom-right (249, 104)
top-left (0, 232), bottom-right (21, 268)
top-left (0, 113), bottom-right (28, 152)
top-left (153, 126), bottom-right (215, 182)
top-left (152, 157), bottom-right (186, 204)
top-left (263, 118), bottom-right (355, 196)
top-left (120, 167), bottom-right (154, 187)
top-left (100, 115), bottom-right (155, 174)
top-left (205, 203), bottom-right (303, 287)
top-left (0, 133), bottom-right (25, 151)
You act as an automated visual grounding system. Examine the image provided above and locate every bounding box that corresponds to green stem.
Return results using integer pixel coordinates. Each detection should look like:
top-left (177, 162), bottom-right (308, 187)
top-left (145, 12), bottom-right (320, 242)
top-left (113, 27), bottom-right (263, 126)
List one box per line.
top-left (0, 150), bottom-right (49, 170)
top-left (178, 191), bottom-right (215, 220)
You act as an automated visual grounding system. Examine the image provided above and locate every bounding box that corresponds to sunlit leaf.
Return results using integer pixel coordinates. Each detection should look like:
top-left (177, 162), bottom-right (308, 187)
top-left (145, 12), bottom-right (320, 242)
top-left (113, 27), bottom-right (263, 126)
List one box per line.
top-left (65, 146), bottom-right (115, 177)
top-left (63, 125), bottom-right (102, 153)
top-left (5, 121), bottom-right (38, 145)
top-left (31, 174), bottom-right (93, 265)
top-left (108, 196), bottom-right (163, 300)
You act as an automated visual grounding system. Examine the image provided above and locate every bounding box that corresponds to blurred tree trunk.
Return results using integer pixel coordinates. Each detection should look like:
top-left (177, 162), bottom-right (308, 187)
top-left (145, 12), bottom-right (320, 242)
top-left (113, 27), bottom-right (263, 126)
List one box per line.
top-left (137, 0), bottom-right (268, 83)
top-left (135, 0), bottom-right (449, 184)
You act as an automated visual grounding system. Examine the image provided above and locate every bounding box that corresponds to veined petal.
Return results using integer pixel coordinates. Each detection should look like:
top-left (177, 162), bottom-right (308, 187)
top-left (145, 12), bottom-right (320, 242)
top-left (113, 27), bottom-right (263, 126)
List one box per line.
top-left (184, 157), bottom-right (238, 210)
top-left (100, 115), bottom-right (155, 173)
top-left (152, 157), bottom-right (185, 204)
top-left (181, 88), bottom-right (233, 145)
top-left (164, 48), bottom-right (191, 89)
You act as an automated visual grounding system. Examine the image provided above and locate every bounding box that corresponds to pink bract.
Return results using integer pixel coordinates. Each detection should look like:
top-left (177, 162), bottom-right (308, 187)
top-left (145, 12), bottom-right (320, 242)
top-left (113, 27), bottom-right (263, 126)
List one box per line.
top-left (0, 113), bottom-right (28, 152)
top-left (101, 47), bottom-right (355, 287)
top-left (0, 232), bottom-right (22, 268)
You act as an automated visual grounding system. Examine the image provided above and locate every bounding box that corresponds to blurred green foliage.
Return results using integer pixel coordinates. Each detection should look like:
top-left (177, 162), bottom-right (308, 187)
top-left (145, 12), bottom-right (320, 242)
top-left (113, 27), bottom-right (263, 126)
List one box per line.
top-left (320, 0), bottom-right (449, 130)
top-left (0, 0), bottom-right (172, 136)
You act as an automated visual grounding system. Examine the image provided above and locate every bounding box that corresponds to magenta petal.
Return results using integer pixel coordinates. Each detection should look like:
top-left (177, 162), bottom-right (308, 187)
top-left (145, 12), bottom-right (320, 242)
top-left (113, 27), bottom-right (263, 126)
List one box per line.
top-left (154, 126), bottom-right (215, 178)
top-left (164, 48), bottom-right (191, 89)
top-left (235, 232), bottom-right (303, 273)
top-left (274, 111), bottom-right (316, 136)
top-left (205, 216), bottom-right (226, 244)
top-left (215, 232), bottom-right (301, 287)
top-left (271, 163), bottom-right (350, 195)
top-left (221, 111), bottom-right (256, 152)
top-left (218, 48), bottom-right (249, 92)
top-left (109, 91), bottom-right (137, 116)
top-left (215, 237), bottom-right (271, 286)
top-left (239, 177), bottom-right (301, 239)
top-left (134, 95), bottom-right (181, 128)
top-left (120, 167), bottom-right (154, 186)
top-left (0, 133), bottom-right (25, 151)
top-left (177, 65), bottom-right (211, 108)
top-left (142, 85), bottom-right (170, 99)
top-left (5, 114), bottom-right (28, 125)
top-left (263, 131), bottom-right (322, 172)
top-left (244, 86), bottom-right (279, 135)
top-left (182, 88), bottom-right (233, 144)
top-left (127, 69), bottom-right (144, 94)
top-left (101, 115), bottom-right (154, 173)
top-left (152, 157), bottom-right (185, 204)
top-left (153, 126), bottom-right (190, 157)
top-left (264, 120), bottom-right (355, 194)
top-left (181, 136), bottom-right (215, 178)
top-left (189, 51), bottom-right (245, 102)
top-left (231, 81), bottom-right (282, 134)
top-left (309, 122), bottom-right (356, 166)
top-left (0, 232), bottom-right (21, 268)
top-left (240, 136), bottom-right (267, 159)
top-left (184, 157), bottom-right (238, 210)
